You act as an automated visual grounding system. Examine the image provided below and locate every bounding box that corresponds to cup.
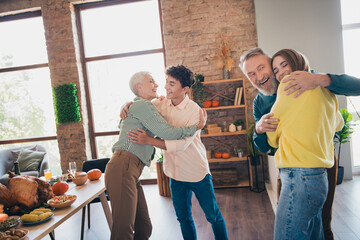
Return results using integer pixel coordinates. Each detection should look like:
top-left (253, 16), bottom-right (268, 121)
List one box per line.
top-left (44, 169), bottom-right (52, 180)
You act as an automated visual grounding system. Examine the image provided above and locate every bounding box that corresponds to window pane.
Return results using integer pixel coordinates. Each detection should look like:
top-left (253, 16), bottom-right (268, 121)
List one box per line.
top-left (96, 135), bottom-right (157, 179)
top-left (87, 53), bottom-right (166, 132)
top-left (342, 29), bottom-right (360, 77)
top-left (0, 140), bottom-right (61, 176)
top-left (341, 0), bottom-right (360, 25)
top-left (0, 16), bottom-right (48, 68)
top-left (81, 0), bottom-right (163, 57)
top-left (0, 68), bottom-right (57, 139)
top-left (348, 98), bottom-right (360, 166)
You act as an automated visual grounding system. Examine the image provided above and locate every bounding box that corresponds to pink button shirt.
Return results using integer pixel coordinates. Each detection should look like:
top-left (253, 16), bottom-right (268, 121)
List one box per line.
top-left (152, 95), bottom-right (210, 182)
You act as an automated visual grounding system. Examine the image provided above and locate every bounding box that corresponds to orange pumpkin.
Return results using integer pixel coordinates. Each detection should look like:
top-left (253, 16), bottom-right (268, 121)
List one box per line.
top-left (214, 152), bottom-right (222, 158)
top-left (87, 169), bottom-right (102, 181)
top-left (222, 152), bottom-right (230, 159)
top-left (52, 181), bottom-right (69, 196)
top-left (203, 100), bottom-right (212, 108)
top-left (211, 100), bottom-right (220, 107)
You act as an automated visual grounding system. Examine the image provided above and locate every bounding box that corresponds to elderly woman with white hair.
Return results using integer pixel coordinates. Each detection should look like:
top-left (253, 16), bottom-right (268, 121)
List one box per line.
top-left (105, 71), bottom-right (206, 240)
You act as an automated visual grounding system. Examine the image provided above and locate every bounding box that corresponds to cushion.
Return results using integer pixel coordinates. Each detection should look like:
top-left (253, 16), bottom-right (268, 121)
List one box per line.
top-left (14, 149), bottom-right (46, 172)
top-left (11, 145), bottom-right (38, 161)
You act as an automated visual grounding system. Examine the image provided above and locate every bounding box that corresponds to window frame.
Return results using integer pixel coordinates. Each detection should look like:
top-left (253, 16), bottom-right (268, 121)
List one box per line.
top-left (75, 0), bottom-right (166, 180)
top-left (0, 11), bottom-right (56, 145)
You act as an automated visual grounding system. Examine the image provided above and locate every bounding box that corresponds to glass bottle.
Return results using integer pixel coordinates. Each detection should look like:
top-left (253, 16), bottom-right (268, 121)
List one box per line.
top-left (14, 161), bottom-right (21, 175)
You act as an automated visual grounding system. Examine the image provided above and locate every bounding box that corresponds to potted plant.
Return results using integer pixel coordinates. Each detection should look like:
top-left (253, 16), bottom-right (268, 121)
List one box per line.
top-left (334, 108), bottom-right (356, 184)
top-left (247, 123), bottom-right (265, 192)
top-left (237, 148), bottom-right (244, 158)
top-left (234, 119), bottom-right (244, 131)
top-left (153, 148), bottom-right (171, 197)
top-left (191, 74), bottom-right (206, 106)
top-left (246, 123), bottom-right (260, 165)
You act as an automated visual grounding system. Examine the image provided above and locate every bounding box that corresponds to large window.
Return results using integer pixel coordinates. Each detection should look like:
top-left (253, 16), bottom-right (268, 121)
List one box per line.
top-left (0, 13), bottom-right (61, 175)
top-left (78, 0), bottom-right (165, 179)
top-left (341, 0), bottom-right (360, 167)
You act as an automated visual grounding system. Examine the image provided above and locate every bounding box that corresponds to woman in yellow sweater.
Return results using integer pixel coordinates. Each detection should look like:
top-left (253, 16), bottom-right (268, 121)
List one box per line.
top-left (267, 49), bottom-right (343, 240)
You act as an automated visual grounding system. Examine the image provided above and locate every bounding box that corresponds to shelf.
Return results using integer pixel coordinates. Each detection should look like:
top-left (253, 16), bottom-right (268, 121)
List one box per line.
top-left (202, 78), bottom-right (244, 84)
top-left (201, 130), bottom-right (246, 138)
top-left (204, 104), bottom-right (246, 111)
top-left (213, 179), bottom-right (250, 188)
top-left (208, 156), bottom-right (247, 163)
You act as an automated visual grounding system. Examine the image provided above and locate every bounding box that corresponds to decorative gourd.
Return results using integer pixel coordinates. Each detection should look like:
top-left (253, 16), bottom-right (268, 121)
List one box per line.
top-left (203, 100), bottom-right (212, 108)
top-left (87, 169), bottom-right (102, 181)
top-left (52, 181), bottom-right (69, 196)
top-left (211, 100), bottom-right (220, 107)
top-left (214, 152), bottom-right (222, 158)
top-left (222, 152), bottom-right (230, 159)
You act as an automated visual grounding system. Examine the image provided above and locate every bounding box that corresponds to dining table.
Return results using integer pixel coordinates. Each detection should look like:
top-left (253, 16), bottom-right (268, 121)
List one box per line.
top-left (20, 175), bottom-right (112, 240)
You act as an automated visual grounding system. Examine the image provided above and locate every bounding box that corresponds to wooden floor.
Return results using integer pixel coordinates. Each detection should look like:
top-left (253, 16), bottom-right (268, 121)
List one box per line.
top-left (41, 175), bottom-right (360, 240)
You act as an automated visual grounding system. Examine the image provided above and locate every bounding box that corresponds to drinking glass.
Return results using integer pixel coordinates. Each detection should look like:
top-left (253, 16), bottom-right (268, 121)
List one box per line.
top-left (69, 162), bottom-right (77, 177)
top-left (44, 169), bottom-right (52, 180)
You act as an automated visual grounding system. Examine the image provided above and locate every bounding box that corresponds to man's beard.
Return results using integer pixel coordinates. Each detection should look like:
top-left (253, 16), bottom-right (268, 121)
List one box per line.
top-left (256, 75), bottom-right (279, 96)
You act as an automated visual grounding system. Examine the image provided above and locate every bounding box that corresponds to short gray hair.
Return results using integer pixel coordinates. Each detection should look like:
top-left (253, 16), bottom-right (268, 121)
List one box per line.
top-left (129, 71), bottom-right (151, 96)
top-left (239, 47), bottom-right (271, 71)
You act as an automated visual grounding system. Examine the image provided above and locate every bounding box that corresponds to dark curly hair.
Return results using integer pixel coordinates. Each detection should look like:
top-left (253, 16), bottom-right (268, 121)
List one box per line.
top-left (166, 65), bottom-right (195, 88)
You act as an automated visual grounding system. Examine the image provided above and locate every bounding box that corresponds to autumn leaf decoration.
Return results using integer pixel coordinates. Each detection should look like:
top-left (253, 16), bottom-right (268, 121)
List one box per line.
top-left (213, 37), bottom-right (235, 72)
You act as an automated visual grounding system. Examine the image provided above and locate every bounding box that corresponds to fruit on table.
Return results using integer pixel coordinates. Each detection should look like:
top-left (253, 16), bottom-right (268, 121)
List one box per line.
top-left (222, 152), bottom-right (230, 159)
top-left (211, 100), bottom-right (220, 107)
top-left (0, 213), bottom-right (8, 223)
top-left (214, 152), bottom-right (222, 158)
top-left (87, 169), bottom-right (102, 181)
top-left (52, 180), bottom-right (69, 196)
top-left (203, 100), bottom-right (212, 108)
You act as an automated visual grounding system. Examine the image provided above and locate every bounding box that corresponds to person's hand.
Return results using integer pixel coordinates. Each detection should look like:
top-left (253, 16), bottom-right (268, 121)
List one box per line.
top-left (128, 129), bottom-right (151, 145)
top-left (255, 113), bottom-right (278, 134)
top-left (157, 95), bottom-right (165, 101)
top-left (120, 101), bottom-right (133, 120)
top-left (282, 71), bottom-right (319, 97)
top-left (196, 109), bottom-right (207, 130)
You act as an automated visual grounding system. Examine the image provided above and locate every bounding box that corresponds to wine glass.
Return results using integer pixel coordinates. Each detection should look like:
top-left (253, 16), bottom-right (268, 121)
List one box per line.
top-left (69, 162), bottom-right (77, 178)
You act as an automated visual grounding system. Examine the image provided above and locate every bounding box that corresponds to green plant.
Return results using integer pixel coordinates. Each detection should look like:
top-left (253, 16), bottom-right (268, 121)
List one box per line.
top-left (191, 76), bottom-right (206, 105)
top-left (247, 123), bottom-right (259, 157)
top-left (52, 83), bottom-right (81, 124)
top-left (334, 108), bottom-right (356, 166)
top-left (234, 119), bottom-right (243, 127)
top-left (194, 73), bottom-right (204, 82)
top-left (237, 148), bottom-right (244, 153)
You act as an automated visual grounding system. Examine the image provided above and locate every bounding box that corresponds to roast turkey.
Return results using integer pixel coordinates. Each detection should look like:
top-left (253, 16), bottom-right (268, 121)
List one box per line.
top-left (0, 172), bottom-right (53, 211)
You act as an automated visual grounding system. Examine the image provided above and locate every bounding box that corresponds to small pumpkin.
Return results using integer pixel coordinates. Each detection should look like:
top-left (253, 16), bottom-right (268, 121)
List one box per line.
top-left (214, 152), bottom-right (222, 158)
top-left (211, 100), bottom-right (220, 107)
top-left (52, 181), bottom-right (69, 196)
top-left (222, 152), bottom-right (230, 159)
top-left (203, 100), bottom-right (212, 108)
top-left (87, 169), bottom-right (102, 181)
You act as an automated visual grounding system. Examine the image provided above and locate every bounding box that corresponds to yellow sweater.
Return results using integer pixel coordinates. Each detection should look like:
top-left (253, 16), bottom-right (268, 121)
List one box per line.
top-left (267, 76), bottom-right (344, 168)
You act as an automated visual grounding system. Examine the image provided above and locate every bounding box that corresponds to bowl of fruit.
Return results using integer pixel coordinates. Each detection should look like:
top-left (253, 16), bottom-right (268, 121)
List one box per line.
top-left (47, 195), bottom-right (77, 209)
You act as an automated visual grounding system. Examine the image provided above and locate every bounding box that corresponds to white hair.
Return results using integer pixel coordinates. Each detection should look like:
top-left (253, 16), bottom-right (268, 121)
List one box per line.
top-left (129, 71), bottom-right (151, 96)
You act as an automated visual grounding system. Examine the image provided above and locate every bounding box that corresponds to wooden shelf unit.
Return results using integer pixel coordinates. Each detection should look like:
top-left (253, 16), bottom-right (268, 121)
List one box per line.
top-left (201, 130), bottom-right (246, 138)
top-left (196, 78), bottom-right (253, 188)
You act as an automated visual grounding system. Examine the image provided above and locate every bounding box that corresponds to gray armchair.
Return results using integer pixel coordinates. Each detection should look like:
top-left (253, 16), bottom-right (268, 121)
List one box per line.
top-left (0, 144), bottom-right (49, 185)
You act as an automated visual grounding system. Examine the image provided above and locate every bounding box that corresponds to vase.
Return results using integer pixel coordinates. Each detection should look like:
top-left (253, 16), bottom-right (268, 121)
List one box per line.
top-left (222, 67), bottom-right (230, 79)
top-left (236, 125), bottom-right (242, 131)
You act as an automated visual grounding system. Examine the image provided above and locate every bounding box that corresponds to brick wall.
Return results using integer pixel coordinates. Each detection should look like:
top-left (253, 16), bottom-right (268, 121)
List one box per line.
top-left (159, 0), bottom-right (258, 123)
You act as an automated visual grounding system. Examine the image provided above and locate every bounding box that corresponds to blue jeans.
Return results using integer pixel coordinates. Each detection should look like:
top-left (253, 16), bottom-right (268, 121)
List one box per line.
top-left (170, 174), bottom-right (228, 240)
top-left (274, 168), bottom-right (328, 240)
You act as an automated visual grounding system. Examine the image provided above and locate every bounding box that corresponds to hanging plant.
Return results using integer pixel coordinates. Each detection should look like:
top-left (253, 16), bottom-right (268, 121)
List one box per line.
top-left (52, 83), bottom-right (81, 124)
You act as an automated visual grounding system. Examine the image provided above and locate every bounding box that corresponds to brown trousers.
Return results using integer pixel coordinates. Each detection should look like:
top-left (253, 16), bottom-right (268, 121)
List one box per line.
top-left (105, 150), bottom-right (152, 240)
top-left (276, 151), bottom-right (338, 240)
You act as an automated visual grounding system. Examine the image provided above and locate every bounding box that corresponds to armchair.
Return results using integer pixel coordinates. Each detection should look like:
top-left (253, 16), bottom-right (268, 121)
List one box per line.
top-left (0, 145), bottom-right (49, 185)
